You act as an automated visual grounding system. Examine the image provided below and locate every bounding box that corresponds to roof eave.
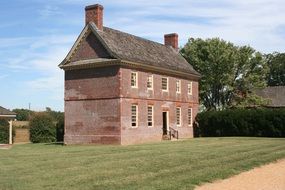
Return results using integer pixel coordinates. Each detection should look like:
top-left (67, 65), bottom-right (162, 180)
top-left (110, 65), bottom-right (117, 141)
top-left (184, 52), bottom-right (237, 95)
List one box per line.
top-left (61, 58), bottom-right (200, 80)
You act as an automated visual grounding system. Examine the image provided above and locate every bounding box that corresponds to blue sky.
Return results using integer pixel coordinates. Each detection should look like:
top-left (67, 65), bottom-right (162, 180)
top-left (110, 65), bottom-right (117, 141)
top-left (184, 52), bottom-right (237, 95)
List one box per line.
top-left (1, 0), bottom-right (285, 111)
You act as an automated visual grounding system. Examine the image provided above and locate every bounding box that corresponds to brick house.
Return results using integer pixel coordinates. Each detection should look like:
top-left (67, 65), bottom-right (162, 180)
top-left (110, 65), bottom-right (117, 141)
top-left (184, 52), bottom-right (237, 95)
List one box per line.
top-left (59, 4), bottom-right (200, 145)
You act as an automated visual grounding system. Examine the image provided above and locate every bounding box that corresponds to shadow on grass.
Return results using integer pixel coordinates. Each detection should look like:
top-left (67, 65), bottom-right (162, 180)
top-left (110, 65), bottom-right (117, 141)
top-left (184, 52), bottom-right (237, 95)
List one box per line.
top-left (44, 142), bottom-right (64, 146)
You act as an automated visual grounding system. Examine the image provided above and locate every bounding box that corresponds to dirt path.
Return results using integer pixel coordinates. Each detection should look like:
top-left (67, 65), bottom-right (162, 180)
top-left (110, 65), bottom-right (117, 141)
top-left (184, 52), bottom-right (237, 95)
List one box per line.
top-left (195, 159), bottom-right (285, 190)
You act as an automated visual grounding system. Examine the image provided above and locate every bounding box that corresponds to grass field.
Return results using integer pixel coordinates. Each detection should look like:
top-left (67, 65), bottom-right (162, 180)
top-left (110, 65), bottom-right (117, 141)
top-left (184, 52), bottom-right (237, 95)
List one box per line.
top-left (1, 137), bottom-right (285, 190)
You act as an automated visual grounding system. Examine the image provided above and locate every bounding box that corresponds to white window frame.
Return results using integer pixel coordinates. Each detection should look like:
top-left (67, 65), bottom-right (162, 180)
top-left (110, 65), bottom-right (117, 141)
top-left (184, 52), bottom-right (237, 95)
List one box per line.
top-left (147, 105), bottom-right (154, 127)
top-left (188, 82), bottom-right (192, 95)
top-left (131, 72), bottom-right (138, 88)
top-left (162, 77), bottom-right (168, 91)
top-left (131, 104), bottom-right (138, 128)
top-left (188, 108), bottom-right (193, 127)
top-left (176, 80), bottom-right (181, 93)
top-left (176, 107), bottom-right (181, 127)
top-left (147, 75), bottom-right (153, 90)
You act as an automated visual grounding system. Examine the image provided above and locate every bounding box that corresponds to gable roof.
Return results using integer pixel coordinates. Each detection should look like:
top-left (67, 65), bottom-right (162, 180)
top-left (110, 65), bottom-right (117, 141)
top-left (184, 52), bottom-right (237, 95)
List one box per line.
top-left (0, 106), bottom-right (16, 117)
top-left (255, 86), bottom-right (285, 107)
top-left (59, 23), bottom-right (200, 78)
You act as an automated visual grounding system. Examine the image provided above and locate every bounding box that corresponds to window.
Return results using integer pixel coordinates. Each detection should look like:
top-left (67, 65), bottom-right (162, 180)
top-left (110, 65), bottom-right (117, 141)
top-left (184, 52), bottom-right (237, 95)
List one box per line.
top-left (188, 82), bottom-right (192, 95)
top-left (147, 105), bottom-right (153, 127)
top-left (188, 108), bottom-right (192, 126)
top-left (176, 80), bottom-right (181, 93)
top-left (131, 72), bottom-right (138, 88)
top-left (176, 107), bottom-right (181, 126)
top-left (162, 77), bottom-right (168, 91)
top-left (131, 104), bottom-right (138, 127)
top-left (147, 75), bottom-right (153, 90)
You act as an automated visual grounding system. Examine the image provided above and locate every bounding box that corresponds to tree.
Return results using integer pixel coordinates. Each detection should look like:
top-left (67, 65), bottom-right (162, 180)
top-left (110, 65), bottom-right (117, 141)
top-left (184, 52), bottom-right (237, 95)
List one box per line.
top-left (29, 113), bottom-right (56, 143)
top-left (12, 109), bottom-right (34, 121)
top-left (0, 119), bottom-right (9, 144)
top-left (181, 38), bottom-right (268, 110)
top-left (266, 52), bottom-right (285, 86)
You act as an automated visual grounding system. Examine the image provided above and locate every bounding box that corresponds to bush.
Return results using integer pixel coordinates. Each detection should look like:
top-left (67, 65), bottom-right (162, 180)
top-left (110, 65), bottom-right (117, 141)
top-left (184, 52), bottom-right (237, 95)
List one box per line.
top-left (0, 119), bottom-right (9, 144)
top-left (195, 108), bottom-right (285, 137)
top-left (29, 113), bottom-right (56, 143)
top-left (56, 115), bottom-right (64, 142)
top-left (0, 119), bottom-right (15, 144)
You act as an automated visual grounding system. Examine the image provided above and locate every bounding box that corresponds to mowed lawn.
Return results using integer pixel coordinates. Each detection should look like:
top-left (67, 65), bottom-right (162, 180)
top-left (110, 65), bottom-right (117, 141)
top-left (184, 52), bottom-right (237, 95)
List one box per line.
top-left (1, 138), bottom-right (285, 190)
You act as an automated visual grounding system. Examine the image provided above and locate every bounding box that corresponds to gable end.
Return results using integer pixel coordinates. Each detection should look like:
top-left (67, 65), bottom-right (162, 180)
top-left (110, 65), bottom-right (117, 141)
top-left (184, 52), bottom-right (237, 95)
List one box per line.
top-left (69, 31), bottom-right (111, 62)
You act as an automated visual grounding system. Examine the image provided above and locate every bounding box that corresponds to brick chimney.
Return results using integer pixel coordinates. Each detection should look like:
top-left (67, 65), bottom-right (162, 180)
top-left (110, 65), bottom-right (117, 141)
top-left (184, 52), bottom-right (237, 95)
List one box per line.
top-left (164, 33), bottom-right (178, 50)
top-left (85, 4), bottom-right (104, 30)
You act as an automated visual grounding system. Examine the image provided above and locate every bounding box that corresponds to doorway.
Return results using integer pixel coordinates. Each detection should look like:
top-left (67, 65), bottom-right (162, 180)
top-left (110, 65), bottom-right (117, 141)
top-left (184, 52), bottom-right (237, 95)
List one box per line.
top-left (162, 111), bottom-right (168, 135)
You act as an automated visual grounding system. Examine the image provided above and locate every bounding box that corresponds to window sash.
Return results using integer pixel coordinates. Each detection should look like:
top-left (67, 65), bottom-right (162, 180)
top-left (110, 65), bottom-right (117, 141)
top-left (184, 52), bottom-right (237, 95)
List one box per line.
top-left (162, 77), bottom-right (168, 91)
top-left (131, 72), bottom-right (137, 88)
top-left (176, 80), bottom-right (181, 93)
top-left (188, 82), bottom-right (192, 95)
top-left (147, 106), bottom-right (153, 127)
top-left (188, 108), bottom-right (192, 126)
top-left (131, 105), bottom-right (138, 127)
top-left (147, 75), bottom-right (153, 89)
top-left (176, 107), bottom-right (181, 126)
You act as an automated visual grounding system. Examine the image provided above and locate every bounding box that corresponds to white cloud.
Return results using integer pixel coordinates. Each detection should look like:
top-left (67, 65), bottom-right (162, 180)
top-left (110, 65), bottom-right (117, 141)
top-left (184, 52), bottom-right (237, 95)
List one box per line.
top-left (38, 5), bottom-right (62, 18)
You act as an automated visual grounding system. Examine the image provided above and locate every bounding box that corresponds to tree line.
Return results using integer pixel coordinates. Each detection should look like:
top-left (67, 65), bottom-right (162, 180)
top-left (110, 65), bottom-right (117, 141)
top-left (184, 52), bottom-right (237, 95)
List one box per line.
top-left (181, 38), bottom-right (285, 111)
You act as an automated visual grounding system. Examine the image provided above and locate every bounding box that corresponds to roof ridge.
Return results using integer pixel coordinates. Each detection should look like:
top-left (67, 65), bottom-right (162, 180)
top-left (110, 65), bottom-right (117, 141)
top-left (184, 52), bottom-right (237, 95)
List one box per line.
top-left (102, 26), bottom-right (175, 50)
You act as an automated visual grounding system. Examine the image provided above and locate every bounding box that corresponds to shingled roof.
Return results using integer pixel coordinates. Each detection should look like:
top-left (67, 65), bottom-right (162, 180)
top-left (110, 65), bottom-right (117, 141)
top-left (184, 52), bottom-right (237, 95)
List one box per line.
top-left (255, 86), bottom-right (285, 107)
top-left (0, 106), bottom-right (16, 117)
top-left (60, 23), bottom-right (200, 78)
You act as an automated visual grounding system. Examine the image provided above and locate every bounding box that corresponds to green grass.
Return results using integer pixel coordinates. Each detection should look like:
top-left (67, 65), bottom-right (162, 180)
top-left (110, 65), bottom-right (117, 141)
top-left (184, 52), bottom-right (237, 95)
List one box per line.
top-left (1, 137), bottom-right (285, 190)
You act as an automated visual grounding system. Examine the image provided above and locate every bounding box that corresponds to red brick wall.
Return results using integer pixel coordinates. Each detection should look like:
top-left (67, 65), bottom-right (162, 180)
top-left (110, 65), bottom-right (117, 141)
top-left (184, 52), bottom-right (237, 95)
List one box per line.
top-left (65, 99), bottom-right (121, 144)
top-left (70, 33), bottom-right (110, 62)
top-left (64, 66), bottom-right (199, 145)
top-left (119, 67), bottom-right (199, 145)
top-left (65, 66), bottom-right (120, 101)
top-left (120, 67), bottom-right (199, 103)
top-left (64, 66), bottom-right (121, 145)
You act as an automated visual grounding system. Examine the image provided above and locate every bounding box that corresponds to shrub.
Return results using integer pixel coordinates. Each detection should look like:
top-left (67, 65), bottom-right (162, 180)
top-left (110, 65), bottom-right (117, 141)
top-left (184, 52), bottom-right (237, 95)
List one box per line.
top-left (0, 119), bottom-right (9, 144)
top-left (0, 119), bottom-right (15, 144)
top-left (29, 113), bottom-right (56, 143)
top-left (195, 108), bottom-right (285, 137)
top-left (56, 115), bottom-right (64, 142)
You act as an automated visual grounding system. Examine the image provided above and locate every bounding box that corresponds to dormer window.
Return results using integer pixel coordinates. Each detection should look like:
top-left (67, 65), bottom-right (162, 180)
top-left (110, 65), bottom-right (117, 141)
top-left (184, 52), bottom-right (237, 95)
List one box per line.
top-left (131, 72), bottom-right (138, 88)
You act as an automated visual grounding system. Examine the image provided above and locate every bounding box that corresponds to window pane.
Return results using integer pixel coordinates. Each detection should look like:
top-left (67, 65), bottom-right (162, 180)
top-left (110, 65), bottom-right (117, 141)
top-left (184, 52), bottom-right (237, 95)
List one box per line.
top-left (176, 80), bottom-right (180, 93)
top-left (162, 77), bottom-right (168, 90)
top-left (176, 107), bottom-right (181, 126)
top-left (147, 76), bottom-right (153, 89)
top-left (147, 106), bottom-right (153, 127)
top-left (131, 105), bottom-right (137, 127)
top-left (131, 72), bottom-right (137, 87)
top-left (188, 108), bottom-right (192, 126)
top-left (188, 82), bottom-right (192, 94)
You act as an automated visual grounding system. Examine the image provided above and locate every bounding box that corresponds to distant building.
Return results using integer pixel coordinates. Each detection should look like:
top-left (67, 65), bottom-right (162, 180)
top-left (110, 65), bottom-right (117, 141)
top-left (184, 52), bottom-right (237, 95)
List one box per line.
top-left (255, 86), bottom-right (285, 108)
top-left (59, 4), bottom-right (200, 145)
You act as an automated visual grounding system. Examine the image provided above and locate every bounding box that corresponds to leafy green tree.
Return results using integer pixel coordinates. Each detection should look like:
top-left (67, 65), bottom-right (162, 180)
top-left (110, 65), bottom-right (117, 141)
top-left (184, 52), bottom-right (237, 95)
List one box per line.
top-left (12, 109), bottom-right (34, 121)
top-left (266, 52), bottom-right (285, 86)
top-left (45, 107), bottom-right (64, 122)
top-left (29, 113), bottom-right (56, 143)
top-left (181, 38), bottom-right (268, 110)
top-left (0, 119), bottom-right (9, 144)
